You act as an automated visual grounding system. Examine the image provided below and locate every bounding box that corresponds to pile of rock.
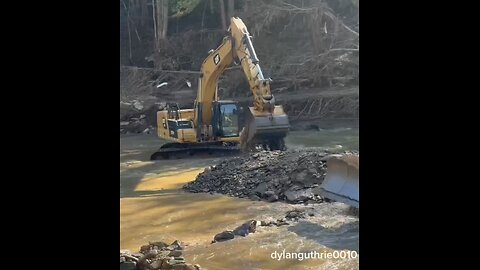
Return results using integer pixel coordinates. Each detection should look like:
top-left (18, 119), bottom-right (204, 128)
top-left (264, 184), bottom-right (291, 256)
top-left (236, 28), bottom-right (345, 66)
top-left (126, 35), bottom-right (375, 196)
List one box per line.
top-left (120, 240), bottom-right (201, 270)
top-left (120, 99), bottom-right (164, 134)
top-left (120, 114), bottom-right (155, 134)
top-left (212, 210), bottom-right (315, 243)
top-left (212, 220), bottom-right (258, 243)
top-left (184, 149), bottom-right (357, 204)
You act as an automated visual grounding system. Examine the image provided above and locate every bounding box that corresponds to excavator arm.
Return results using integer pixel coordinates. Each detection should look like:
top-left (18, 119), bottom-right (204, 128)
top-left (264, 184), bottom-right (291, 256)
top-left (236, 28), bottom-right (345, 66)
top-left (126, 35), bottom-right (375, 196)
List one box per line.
top-left (229, 17), bottom-right (276, 114)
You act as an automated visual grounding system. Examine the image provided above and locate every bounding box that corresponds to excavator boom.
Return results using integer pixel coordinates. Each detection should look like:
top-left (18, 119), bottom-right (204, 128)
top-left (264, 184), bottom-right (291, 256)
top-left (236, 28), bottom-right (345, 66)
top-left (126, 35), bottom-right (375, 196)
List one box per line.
top-left (227, 17), bottom-right (290, 150)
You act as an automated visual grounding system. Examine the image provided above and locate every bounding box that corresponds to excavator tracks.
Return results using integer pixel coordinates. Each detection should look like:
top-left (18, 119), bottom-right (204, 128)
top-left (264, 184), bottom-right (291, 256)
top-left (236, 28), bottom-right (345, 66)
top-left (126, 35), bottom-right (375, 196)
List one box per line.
top-left (150, 142), bottom-right (241, 160)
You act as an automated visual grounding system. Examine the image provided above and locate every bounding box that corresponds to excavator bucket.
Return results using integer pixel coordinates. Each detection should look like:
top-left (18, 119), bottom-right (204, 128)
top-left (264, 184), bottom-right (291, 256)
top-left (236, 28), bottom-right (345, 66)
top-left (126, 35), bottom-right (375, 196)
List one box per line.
top-left (320, 154), bottom-right (359, 208)
top-left (240, 106), bottom-right (290, 151)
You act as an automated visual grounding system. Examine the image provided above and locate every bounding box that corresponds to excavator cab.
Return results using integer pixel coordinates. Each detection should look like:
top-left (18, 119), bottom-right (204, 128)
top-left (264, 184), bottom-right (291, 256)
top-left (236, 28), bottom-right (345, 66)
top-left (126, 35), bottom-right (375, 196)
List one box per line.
top-left (212, 101), bottom-right (241, 138)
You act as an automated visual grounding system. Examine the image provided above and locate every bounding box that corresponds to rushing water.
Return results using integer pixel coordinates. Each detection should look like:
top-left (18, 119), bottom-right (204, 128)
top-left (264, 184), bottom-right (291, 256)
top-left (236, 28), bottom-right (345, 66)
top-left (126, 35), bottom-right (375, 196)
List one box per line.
top-left (120, 128), bottom-right (359, 270)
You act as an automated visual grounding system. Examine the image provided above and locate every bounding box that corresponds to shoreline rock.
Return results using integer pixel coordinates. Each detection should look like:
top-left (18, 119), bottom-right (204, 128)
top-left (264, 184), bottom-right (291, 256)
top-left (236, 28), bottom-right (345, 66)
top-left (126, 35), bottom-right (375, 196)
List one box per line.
top-left (184, 149), bottom-right (358, 204)
top-left (120, 240), bottom-right (201, 270)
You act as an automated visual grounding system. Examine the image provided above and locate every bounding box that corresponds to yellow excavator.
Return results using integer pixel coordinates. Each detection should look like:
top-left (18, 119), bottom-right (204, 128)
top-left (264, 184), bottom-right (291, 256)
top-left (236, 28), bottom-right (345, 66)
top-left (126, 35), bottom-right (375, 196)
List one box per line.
top-left (150, 17), bottom-right (289, 160)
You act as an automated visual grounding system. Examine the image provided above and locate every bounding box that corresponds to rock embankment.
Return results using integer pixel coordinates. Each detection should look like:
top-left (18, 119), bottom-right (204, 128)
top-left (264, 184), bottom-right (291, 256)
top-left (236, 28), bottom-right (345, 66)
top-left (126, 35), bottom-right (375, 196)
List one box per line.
top-left (184, 149), bottom-right (358, 204)
top-left (120, 240), bottom-right (201, 270)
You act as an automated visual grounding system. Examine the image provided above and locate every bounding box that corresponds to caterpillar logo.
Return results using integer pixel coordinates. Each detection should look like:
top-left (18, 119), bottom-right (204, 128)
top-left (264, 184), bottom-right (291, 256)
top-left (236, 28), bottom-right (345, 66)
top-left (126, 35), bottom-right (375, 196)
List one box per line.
top-left (213, 54), bottom-right (220, 65)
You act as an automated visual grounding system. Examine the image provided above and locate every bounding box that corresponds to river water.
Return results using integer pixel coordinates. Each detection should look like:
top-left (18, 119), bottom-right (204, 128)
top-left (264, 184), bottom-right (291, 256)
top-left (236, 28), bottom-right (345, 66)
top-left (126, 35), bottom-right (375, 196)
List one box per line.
top-left (120, 127), bottom-right (359, 270)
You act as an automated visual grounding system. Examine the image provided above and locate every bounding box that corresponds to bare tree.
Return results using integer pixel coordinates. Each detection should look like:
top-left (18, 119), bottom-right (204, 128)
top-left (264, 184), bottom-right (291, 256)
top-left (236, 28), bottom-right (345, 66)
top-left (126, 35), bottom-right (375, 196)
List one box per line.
top-left (152, 0), bottom-right (157, 49)
top-left (140, 0), bottom-right (148, 27)
top-left (243, 0), bottom-right (250, 13)
top-left (121, 0), bottom-right (133, 61)
top-left (209, 0), bottom-right (214, 14)
top-left (153, 0), bottom-right (168, 50)
top-left (161, 0), bottom-right (168, 39)
top-left (218, 0), bottom-right (227, 31)
top-left (227, 0), bottom-right (234, 20)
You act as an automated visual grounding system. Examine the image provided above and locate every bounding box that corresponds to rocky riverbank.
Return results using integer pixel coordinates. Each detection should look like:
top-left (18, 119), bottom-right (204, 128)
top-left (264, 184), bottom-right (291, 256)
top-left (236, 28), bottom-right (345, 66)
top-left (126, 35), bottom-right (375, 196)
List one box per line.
top-left (120, 240), bottom-right (201, 270)
top-left (183, 149), bottom-right (358, 204)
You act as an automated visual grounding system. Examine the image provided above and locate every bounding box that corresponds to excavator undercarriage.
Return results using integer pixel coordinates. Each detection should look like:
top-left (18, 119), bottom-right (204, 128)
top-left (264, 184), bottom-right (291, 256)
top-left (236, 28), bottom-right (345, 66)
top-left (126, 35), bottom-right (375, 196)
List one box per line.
top-left (150, 141), bottom-right (240, 160)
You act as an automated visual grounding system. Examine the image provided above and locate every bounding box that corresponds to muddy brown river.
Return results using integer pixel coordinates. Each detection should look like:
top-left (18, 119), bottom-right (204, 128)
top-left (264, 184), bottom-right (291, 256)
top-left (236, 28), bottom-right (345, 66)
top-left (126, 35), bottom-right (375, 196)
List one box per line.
top-left (120, 129), bottom-right (359, 270)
